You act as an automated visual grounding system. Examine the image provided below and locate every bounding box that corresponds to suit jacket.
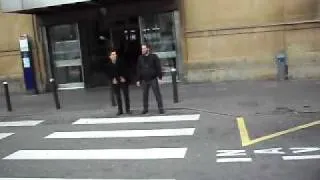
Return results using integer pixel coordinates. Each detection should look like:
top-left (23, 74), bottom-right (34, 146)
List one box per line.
top-left (136, 53), bottom-right (162, 81)
top-left (103, 57), bottom-right (129, 82)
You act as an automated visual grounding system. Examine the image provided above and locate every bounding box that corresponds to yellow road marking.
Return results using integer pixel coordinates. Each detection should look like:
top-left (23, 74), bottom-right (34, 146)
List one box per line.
top-left (236, 117), bottom-right (320, 147)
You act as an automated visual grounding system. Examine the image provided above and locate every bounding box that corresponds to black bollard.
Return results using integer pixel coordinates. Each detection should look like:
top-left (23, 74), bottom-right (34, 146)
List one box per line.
top-left (50, 78), bottom-right (61, 109)
top-left (3, 82), bottom-right (12, 112)
top-left (171, 68), bottom-right (179, 103)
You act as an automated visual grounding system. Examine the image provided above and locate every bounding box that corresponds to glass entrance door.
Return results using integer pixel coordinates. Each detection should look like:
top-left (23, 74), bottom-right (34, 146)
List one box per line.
top-left (48, 24), bottom-right (84, 90)
top-left (139, 11), bottom-right (180, 83)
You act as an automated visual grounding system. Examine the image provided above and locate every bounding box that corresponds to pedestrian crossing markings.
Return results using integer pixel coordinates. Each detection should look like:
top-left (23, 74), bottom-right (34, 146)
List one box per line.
top-left (2, 114), bottom-right (200, 161)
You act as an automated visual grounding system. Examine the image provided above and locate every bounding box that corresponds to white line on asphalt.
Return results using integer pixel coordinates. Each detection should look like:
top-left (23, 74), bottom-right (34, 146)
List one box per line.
top-left (282, 155), bottom-right (320, 161)
top-left (0, 133), bottom-right (14, 140)
top-left (0, 120), bottom-right (43, 127)
top-left (216, 158), bottom-right (252, 163)
top-left (290, 147), bottom-right (320, 154)
top-left (73, 114), bottom-right (200, 125)
top-left (216, 150), bottom-right (247, 157)
top-left (254, 148), bottom-right (285, 155)
top-left (3, 148), bottom-right (187, 160)
top-left (45, 128), bottom-right (195, 139)
top-left (0, 179), bottom-right (176, 180)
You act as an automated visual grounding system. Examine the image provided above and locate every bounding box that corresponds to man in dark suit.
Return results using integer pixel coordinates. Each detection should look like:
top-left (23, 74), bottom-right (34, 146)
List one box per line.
top-left (105, 50), bottom-right (131, 116)
top-left (136, 44), bottom-right (164, 114)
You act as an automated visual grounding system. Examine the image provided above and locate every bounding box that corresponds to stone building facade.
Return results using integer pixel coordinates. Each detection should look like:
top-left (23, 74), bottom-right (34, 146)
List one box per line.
top-left (0, 0), bottom-right (319, 93)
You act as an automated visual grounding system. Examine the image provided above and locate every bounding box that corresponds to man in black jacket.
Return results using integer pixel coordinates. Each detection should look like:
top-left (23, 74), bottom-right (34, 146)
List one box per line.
top-left (136, 44), bottom-right (164, 114)
top-left (105, 50), bottom-right (131, 116)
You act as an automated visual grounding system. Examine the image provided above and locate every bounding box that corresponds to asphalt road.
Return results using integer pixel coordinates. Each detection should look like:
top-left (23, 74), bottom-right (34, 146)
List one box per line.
top-left (0, 109), bottom-right (319, 180)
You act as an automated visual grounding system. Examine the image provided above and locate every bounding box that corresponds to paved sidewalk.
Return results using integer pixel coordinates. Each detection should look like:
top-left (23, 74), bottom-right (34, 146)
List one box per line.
top-left (0, 80), bottom-right (320, 119)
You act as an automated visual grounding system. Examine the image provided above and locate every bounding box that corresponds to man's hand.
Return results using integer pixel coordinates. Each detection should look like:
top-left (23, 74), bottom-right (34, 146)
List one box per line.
top-left (136, 81), bottom-right (140, 87)
top-left (120, 76), bottom-right (126, 83)
top-left (112, 78), bottom-right (118, 85)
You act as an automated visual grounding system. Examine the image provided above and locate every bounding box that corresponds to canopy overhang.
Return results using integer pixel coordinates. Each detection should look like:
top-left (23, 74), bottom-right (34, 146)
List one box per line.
top-left (0, 0), bottom-right (93, 13)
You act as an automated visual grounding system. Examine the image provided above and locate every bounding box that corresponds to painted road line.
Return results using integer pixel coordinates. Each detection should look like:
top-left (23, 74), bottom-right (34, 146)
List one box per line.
top-left (236, 117), bottom-right (251, 146)
top-left (254, 148), bottom-right (285, 155)
top-left (73, 114), bottom-right (200, 125)
top-left (45, 128), bottom-right (195, 139)
top-left (282, 155), bottom-right (320, 161)
top-left (0, 179), bottom-right (176, 180)
top-left (236, 117), bottom-right (320, 147)
top-left (217, 158), bottom-right (252, 163)
top-left (290, 147), bottom-right (320, 154)
top-left (0, 120), bottom-right (44, 127)
top-left (216, 150), bottom-right (246, 157)
top-left (0, 133), bottom-right (14, 140)
top-left (3, 148), bottom-right (187, 160)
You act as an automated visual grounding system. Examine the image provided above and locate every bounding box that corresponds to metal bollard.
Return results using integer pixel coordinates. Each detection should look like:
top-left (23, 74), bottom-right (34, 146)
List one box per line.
top-left (50, 78), bottom-right (61, 109)
top-left (171, 68), bottom-right (179, 103)
top-left (276, 52), bottom-right (288, 81)
top-left (3, 82), bottom-right (12, 112)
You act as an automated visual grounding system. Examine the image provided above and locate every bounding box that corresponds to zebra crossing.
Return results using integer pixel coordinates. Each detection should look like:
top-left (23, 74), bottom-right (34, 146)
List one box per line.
top-left (0, 114), bottom-right (200, 179)
top-left (3, 114), bottom-right (199, 160)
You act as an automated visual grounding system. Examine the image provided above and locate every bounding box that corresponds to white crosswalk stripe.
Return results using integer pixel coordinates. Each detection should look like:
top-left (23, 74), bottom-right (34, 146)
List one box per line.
top-left (0, 179), bottom-right (175, 180)
top-left (73, 114), bottom-right (200, 125)
top-left (3, 148), bottom-right (188, 160)
top-left (45, 128), bottom-right (195, 139)
top-left (0, 133), bottom-right (14, 140)
top-left (0, 120), bottom-right (43, 127)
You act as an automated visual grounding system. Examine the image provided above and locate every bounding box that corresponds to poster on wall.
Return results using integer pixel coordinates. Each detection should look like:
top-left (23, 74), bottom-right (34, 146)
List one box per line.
top-left (23, 57), bottom-right (31, 68)
top-left (19, 35), bottom-right (29, 52)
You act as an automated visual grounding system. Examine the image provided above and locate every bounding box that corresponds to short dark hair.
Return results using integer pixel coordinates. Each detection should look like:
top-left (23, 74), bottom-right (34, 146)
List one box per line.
top-left (108, 49), bottom-right (117, 56)
top-left (142, 44), bottom-right (151, 49)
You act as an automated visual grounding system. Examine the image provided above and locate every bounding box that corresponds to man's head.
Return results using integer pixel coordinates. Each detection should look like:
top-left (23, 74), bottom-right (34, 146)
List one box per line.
top-left (109, 50), bottom-right (117, 63)
top-left (141, 44), bottom-right (150, 55)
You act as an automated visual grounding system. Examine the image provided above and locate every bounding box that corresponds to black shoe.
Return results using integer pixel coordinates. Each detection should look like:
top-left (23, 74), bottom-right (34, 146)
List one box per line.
top-left (141, 110), bottom-right (148, 115)
top-left (117, 111), bottom-right (123, 116)
top-left (159, 109), bottom-right (165, 114)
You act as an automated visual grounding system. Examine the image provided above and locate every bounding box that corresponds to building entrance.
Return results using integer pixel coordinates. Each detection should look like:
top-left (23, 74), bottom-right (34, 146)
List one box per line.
top-left (41, 1), bottom-right (181, 89)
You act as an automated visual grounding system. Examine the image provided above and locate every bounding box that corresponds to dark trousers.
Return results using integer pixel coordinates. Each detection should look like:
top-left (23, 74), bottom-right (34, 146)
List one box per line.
top-left (142, 78), bottom-right (164, 111)
top-left (112, 83), bottom-right (130, 113)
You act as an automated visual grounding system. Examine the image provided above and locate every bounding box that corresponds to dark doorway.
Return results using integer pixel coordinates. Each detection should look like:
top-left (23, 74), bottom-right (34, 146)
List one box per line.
top-left (109, 17), bottom-right (141, 84)
top-left (91, 17), bottom-right (141, 86)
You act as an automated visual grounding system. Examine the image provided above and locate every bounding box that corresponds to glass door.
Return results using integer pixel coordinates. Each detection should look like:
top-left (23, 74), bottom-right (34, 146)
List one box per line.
top-left (139, 11), bottom-right (180, 83)
top-left (48, 24), bottom-right (84, 90)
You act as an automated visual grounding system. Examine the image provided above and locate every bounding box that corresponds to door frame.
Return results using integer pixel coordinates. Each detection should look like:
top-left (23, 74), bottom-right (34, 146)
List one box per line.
top-left (45, 23), bottom-right (85, 90)
top-left (138, 10), bottom-right (182, 83)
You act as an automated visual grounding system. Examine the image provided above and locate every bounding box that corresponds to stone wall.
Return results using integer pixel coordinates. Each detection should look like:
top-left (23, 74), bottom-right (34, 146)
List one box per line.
top-left (183, 0), bottom-right (320, 82)
top-left (0, 12), bottom-right (44, 93)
